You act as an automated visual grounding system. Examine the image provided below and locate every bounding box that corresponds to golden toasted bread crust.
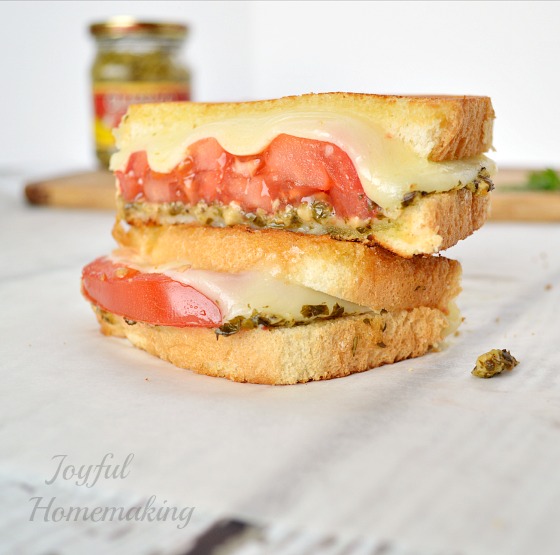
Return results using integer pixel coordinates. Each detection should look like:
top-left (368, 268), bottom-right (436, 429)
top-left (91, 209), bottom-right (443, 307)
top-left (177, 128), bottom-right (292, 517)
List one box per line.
top-left (118, 92), bottom-right (494, 161)
top-left (94, 307), bottom-right (448, 385)
top-left (113, 223), bottom-right (462, 313)
top-left (372, 187), bottom-right (491, 255)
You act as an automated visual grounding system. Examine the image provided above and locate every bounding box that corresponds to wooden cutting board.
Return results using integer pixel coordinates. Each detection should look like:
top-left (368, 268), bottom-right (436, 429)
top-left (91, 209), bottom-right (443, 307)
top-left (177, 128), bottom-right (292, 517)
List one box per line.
top-left (490, 168), bottom-right (560, 221)
top-left (25, 170), bottom-right (116, 210)
top-left (24, 168), bottom-right (560, 221)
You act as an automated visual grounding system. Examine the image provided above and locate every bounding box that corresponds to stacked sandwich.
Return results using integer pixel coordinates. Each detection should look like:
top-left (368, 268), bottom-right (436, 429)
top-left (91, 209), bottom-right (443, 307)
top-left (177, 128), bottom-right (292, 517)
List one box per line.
top-left (82, 93), bottom-right (495, 384)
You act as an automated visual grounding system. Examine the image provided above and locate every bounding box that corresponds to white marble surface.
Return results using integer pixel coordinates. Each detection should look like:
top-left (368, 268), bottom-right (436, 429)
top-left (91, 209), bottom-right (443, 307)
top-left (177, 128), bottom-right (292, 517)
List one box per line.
top-left (1, 179), bottom-right (560, 555)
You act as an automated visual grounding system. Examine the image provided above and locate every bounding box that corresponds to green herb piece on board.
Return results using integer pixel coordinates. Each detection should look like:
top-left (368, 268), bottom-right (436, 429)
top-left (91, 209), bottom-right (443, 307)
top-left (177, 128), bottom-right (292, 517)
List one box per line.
top-left (526, 169), bottom-right (560, 191)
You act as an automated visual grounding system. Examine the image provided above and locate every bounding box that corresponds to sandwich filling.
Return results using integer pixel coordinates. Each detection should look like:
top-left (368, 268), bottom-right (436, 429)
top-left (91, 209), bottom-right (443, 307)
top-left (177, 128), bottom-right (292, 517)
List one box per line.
top-left (112, 112), bottom-right (495, 230)
top-left (82, 254), bottom-right (373, 335)
top-left (116, 134), bottom-right (494, 240)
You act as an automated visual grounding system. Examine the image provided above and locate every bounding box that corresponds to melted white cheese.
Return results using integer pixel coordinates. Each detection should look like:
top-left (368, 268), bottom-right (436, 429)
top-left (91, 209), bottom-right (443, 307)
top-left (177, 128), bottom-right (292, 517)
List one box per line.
top-left (111, 111), bottom-right (495, 214)
top-left (110, 251), bottom-right (371, 323)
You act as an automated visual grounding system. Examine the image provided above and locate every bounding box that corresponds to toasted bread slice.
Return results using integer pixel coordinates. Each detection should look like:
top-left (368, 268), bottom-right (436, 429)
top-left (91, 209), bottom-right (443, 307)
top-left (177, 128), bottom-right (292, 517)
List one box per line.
top-left (113, 93), bottom-right (494, 164)
top-left (113, 223), bottom-right (462, 313)
top-left (112, 92), bottom-right (494, 255)
top-left (93, 305), bottom-right (450, 385)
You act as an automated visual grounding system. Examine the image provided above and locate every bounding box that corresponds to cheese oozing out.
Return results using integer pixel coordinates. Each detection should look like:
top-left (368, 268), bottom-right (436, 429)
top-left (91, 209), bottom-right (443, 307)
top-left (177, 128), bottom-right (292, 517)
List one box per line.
top-left (111, 110), bottom-right (495, 214)
top-left (110, 250), bottom-right (371, 323)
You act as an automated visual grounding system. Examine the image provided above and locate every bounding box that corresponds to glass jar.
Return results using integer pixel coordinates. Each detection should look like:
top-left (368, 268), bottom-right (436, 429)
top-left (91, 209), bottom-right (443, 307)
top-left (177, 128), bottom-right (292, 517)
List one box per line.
top-left (90, 17), bottom-right (192, 168)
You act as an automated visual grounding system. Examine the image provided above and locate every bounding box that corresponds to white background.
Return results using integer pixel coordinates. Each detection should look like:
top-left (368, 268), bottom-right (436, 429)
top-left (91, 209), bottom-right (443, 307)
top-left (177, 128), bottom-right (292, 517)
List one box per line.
top-left (1, 1), bottom-right (559, 171)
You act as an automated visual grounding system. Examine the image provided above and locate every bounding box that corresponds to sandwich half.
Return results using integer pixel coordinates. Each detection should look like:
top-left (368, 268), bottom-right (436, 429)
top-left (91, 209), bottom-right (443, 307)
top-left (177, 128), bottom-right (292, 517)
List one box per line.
top-left (111, 93), bottom-right (495, 257)
top-left (83, 227), bottom-right (462, 384)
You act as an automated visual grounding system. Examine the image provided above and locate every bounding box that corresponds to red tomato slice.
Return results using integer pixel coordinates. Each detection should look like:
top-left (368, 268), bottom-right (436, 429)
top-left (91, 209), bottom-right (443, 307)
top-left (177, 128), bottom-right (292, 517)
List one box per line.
top-left (127, 150), bottom-right (150, 176)
top-left (82, 257), bottom-right (222, 327)
top-left (143, 172), bottom-right (189, 204)
top-left (116, 134), bottom-right (378, 219)
top-left (191, 137), bottom-right (228, 172)
top-left (263, 134), bottom-right (332, 191)
top-left (115, 151), bottom-right (150, 201)
top-left (222, 175), bottom-right (273, 212)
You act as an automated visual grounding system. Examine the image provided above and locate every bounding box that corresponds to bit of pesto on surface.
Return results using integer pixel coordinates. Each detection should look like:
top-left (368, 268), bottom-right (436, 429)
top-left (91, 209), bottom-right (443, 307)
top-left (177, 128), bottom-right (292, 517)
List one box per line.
top-left (472, 349), bottom-right (519, 379)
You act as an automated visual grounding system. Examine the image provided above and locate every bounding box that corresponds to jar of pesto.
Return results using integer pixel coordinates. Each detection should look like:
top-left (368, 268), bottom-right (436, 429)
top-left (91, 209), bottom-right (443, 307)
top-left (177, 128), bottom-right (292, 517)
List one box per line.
top-left (90, 17), bottom-right (191, 168)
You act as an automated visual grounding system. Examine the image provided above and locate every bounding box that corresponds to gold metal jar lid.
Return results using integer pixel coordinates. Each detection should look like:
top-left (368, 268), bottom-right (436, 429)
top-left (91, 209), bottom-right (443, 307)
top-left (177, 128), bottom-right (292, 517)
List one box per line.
top-left (89, 16), bottom-right (188, 39)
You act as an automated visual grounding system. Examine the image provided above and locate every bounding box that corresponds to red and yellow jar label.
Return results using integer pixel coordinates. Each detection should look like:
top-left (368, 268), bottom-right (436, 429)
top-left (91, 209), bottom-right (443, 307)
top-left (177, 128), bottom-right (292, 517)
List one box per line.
top-left (93, 82), bottom-right (190, 149)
